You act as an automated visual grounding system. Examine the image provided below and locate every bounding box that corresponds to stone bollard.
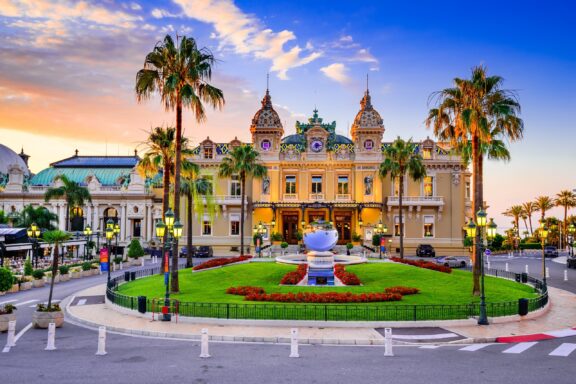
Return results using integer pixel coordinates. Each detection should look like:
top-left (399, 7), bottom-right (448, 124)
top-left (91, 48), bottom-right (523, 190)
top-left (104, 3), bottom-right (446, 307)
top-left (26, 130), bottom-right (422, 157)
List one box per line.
top-left (546, 267), bottom-right (550, 279)
top-left (505, 262), bottom-right (509, 272)
top-left (199, 328), bottom-right (210, 358)
top-left (384, 327), bottom-right (394, 357)
top-left (4, 320), bottom-right (16, 349)
top-left (45, 323), bottom-right (56, 351)
top-left (289, 328), bottom-right (299, 358)
top-left (141, 258), bottom-right (145, 267)
top-left (120, 262), bottom-right (123, 270)
top-left (96, 326), bottom-right (107, 356)
top-left (487, 261), bottom-right (491, 270)
top-left (525, 264), bottom-right (529, 274)
top-left (565, 270), bottom-right (568, 281)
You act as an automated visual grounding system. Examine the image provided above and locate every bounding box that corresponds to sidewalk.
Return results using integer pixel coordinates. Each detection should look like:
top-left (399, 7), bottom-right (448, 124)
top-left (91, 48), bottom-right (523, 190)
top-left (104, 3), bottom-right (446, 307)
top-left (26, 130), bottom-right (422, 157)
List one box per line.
top-left (65, 285), bottom-right (576, 345)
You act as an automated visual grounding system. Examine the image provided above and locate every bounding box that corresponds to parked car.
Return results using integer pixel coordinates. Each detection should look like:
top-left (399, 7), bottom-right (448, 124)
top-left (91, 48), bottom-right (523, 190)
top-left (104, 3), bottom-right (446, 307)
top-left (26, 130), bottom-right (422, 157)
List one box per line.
top-left (567, 256), bottom-right (576, 269)
top-left (195, 246), bottom-right (214, 258)
top-left (179, 246), bottom-right (196, 258)
top-left (544, 246), bottom-right (558, 258)
top-left (416, 244), bottom-right (436, 257)
top-left (434, 256), bottom-right (468, 268)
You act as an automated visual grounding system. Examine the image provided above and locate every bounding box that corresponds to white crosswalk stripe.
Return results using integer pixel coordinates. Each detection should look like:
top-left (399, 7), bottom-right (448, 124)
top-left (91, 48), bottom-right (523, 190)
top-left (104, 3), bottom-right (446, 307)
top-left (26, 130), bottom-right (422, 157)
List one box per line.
top-left (502, 342), bottom-right (538, 354)
top-left (549, 343), bottom-right (576, 357)
top-left (459, 343), bottom-right (493, 352)
top-left (419, 345), bottom-right (441, 349)
top-left (0, 299), bottom-right (17, 305)
top-left (15, 300), bottom-right (38, 307)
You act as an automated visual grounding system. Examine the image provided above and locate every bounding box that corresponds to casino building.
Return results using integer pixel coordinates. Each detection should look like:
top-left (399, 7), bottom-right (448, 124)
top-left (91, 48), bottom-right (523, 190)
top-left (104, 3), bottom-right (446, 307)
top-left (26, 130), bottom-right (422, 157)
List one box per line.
top-left (0, 87), bottom-right (471, 255)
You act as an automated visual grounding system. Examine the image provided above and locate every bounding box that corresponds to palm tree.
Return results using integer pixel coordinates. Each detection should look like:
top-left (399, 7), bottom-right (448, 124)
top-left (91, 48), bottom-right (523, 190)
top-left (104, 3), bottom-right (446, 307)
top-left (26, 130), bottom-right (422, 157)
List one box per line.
top-left (42, 230), bottom-right (71, 308)
top-left (16, 205), bottom-right (58, 230)
top-left (44, 175), bottom-right (92, 231)
top-left (535, 196), bottom-right (554, 222)
top-left (379, 137), bottom-right (426, 258)
top-left (136, 34), bottom-right (225, 284)
top-left (218, 145), bottom-right (267, 255)
top-left (426, 65), bottom-right (523, 295)
top-left (503, 205), bottom-right (524, 232)
top-left (555, 190), bottom-right (576, 246)
top-left (0, 210), bottom-right (8, 224)
top-left (522, 201), bottom-right (538, 235)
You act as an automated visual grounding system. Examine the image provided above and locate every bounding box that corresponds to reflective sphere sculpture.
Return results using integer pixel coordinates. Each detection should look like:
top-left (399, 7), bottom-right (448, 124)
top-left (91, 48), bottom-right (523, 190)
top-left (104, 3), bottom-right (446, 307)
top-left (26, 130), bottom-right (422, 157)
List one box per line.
top-left (303, 221), bottom-right (339, 252)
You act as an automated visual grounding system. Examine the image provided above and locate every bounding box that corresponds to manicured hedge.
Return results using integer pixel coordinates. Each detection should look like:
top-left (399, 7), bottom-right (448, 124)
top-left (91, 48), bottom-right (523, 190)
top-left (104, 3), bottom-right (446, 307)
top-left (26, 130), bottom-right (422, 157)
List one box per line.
top-left (334, 264), bottom-right (361, 285)
top-left (280, 264), bottom-right (307, 285)
top-left (390, 257), bottom-right (451, 273)
top-left (193, 256), bottom-right (252, 271)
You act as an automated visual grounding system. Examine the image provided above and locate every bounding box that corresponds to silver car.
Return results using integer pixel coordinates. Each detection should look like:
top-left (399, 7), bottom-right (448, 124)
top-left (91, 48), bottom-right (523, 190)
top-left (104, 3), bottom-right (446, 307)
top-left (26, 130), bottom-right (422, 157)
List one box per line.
top-left (434, 256), bottom-right (468, 268)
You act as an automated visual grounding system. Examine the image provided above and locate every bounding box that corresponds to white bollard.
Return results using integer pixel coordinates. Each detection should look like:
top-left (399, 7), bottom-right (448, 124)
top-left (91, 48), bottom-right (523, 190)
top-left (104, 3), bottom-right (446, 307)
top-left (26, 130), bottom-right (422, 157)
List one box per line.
top-left (487, 261), bottom-right (491, 270)
top-left (505, 262), bottom-right (509, 272)
top-left (199, 328), bottom-right (210, 358)
top-left (96, 326), bottom-right (107, 356)
top-left (45, 323), bottom-right (56, 351)
top-left (565, 270), bottom-right (568, 281)
top-left (120, 262), bottom-right (123, 270)
top-left (546, 267), bottom-right (550, 279)
top-left (289, 328), bottom-right (299, 358)
top-left (5, 320), bottom-right (16, 348)
top-left (141, 258), bottom-right (145, 267)
top-left (384, 327), bottom-right (394, 357)
top-left (508, 252), bottom-right (512, 259)
top-left (525, 264), bottom-right (529, 274)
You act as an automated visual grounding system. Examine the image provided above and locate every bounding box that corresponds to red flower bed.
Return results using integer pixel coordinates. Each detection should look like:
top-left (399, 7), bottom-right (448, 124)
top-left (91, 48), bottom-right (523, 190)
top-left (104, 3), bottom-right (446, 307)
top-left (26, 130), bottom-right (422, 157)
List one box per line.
top-left (193, 255), bottom-right (252, 271)
top-left (390, 257), bottom-right (451, 274)
top-left (280, 264), bottom-right (308, 285)
top-left (334, 264), bottom-right (361, 285)
top-left (384, 286), bottom-right (420, 295)
top-left (245, 291), bottom-right (403, 303)
top-left (226, 286), bottom-right (265, 296)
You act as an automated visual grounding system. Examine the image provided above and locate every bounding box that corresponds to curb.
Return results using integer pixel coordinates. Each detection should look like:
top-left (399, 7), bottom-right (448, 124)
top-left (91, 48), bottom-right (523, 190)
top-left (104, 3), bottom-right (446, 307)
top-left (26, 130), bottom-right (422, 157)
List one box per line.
top-left (495, 327), bottom-right (576, 343)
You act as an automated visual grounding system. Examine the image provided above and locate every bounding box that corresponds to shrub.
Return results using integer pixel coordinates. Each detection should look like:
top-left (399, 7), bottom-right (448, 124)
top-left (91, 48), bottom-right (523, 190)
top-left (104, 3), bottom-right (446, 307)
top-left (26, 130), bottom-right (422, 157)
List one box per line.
top-left (372, 234), bottom-right (381, 247)
top-left (295, 231), bottom-right (303, 241)
top-left (346, 242), bottom-right (354, 250)
top-left (193, 256), bottom-right (252, 271)
top-left (271, 232), bottom-right (283, 241)
top-left (0, 268), bottom-right (14, 292)
top-left (24, 257), bottom-right (33, 276)
top-left (244, 291), bottom-right (403, 304)
top-left (81, 262), bottom-right (92, 271)
top-left (58, 265), bottom-right (70, 275)
top-left (352, 232), bottom-right (362, 242)
top-left (226, 286), bottom-right (265, 296)
top-left (0, 304), bottom-right (16, 315)
top-left (280, 242), bottom-right (289, 249)
top-left (384, 286), bottom-right (420, 295)
top-left (32, 269), bottom-right (45, 280)
top-left (113, 257), bottom-right (123, 264)
top-left (280, 264), bottom-right (307, 285)
top-left (127, 239), bottom-right (145, 259)
top-left (36, 303), bottom-right (61, 312)
top-left (334, 264), bottom-right (361, 285)
top-left (390, 257), bottom-right (451, 274)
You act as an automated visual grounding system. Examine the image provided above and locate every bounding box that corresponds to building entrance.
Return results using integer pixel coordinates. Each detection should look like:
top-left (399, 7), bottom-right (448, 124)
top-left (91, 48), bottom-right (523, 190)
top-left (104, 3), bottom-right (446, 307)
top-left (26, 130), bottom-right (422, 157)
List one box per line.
top-left (334, 211), bottom-right (352, 244)
top-left (282, 213), bottom-right (300, 244)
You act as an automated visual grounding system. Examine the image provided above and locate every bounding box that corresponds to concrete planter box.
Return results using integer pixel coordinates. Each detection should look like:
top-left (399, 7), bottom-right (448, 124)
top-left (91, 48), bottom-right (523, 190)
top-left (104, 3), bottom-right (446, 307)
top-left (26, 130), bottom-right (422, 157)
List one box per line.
top-left (46, 275), bottom-right (60, 284)
top-left (32, 279), bottom-right (45, 288)
top-left (60, 274), bottom-right (70, 282)
top-left (0, 313), bottom-right (17, 332)
top-left (91, 268), bottom-right (99, 275)
top-left (20, 281), bottom-right (33, 290)
top-left (81, 270), bottom-right (92, 278)
top-left (0, 291), bottom-right (4, 296)
top-left (8, 284), bottom-right (19, 293)
top-left (70, 271), bottom-right (82, 279)
top-left (32, 310), bottom-right (64, 329)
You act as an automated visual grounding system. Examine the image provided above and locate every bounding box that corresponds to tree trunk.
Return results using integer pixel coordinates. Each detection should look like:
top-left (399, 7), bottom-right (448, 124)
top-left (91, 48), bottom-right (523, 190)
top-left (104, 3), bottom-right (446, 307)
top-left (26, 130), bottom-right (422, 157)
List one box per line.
top-left (186, 191), bottom-right (193, 267)
top-left (240, 174), bottom-right (246, 255)
top-left (162, 161), bottom-right (170, 275)
top-left (171, 101), bottom-right (183, 293)
top-left (472, 135), bottom-right (481, 296)
top-left (47, 244), bottom-right (59, 308)
top-left (528, 214), bottom-right (533, 236)
top-left (399, 174), bottom-right (404, 258)
top-left (564, 206), bottom-right (568, 248)
top-left (65, 204), bottom-right (70, 232)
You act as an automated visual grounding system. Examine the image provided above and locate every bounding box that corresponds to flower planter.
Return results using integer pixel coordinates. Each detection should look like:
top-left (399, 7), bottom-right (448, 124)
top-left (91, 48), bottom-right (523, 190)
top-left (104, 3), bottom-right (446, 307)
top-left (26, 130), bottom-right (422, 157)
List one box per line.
top-left (0, 291), bottom-right (5, 296)
top-left (70, 271), bottom-right (82, 279)
top-left (0, 313), bottom-right (17, 332)
top-left (60, 274), bottom-right (70, 282)
top-left (9, 284), bottom-right (19, 293)
top-left (32, 279), bottom-right (45, 288)
top-left (20, 281), bottom-right (33, 290)
top-left (81, 270), bottom-right (92, 278)
top-left (32, 310), bottom-right (64, 329)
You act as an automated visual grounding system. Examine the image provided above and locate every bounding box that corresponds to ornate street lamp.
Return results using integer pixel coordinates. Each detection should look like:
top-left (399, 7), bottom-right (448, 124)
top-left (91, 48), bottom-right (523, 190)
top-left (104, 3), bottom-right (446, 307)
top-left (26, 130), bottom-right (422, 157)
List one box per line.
top-left (27, 222), bottom-right (41, 268)
top-left (83, 225), bottom-right (92, 260)
top-left (540, 221), bottom-right (549, 287)
top-left (254, 221), bottom-right (266, 257)
top-left (568, 223), bottom-right (575, 257)
top-left (374, 220), bottom-right (388, 259)
top-left (155, 209), bottom-right (182, 321)
top-left (105, 225), bottom-right (114, 284)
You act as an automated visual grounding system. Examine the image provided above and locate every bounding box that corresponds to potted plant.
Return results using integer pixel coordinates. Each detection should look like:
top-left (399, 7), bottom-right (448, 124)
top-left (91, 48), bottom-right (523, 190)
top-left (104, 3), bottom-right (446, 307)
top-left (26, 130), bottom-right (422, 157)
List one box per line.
top-left (70, 266), bottom-right (82, 279)
top-left (127, 239), bottom-right (144, 265)
top-left (24, 257), bottom-right (33, 277)
top-left (19, 276), bottom-right (33, 290)
top-left (59, 265), bottom-right (70, 282)
top-left (31, 269), bottom-right (45, 288)
top-left (271, 232), bottom-right (283, 245)
top-left (0, 304), bottom-right (17, 332)
top-left (45, 270), bottom-right (60, 284)
top-left (0, 268), bottom-right (14, 296)
top-left (113, 256), bottom-right (123, 270)
top-left (33, 230), bottom-right (71, 329)
top-left (81, 261), bottom-right (93, 277)
top-left (352, 232), bottom-right (362, 246)
top-left (280, 241), bottom-right (289, 255)
top-left (346, 242), bottom-right (354, 255)
top-left (90, 263), bottom-right (100, 275)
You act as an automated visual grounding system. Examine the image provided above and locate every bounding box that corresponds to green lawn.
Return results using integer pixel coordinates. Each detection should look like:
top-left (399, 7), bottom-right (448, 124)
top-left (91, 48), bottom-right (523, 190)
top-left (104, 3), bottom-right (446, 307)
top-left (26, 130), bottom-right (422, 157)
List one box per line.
top-left (118, 262), bottom-right (537, 306)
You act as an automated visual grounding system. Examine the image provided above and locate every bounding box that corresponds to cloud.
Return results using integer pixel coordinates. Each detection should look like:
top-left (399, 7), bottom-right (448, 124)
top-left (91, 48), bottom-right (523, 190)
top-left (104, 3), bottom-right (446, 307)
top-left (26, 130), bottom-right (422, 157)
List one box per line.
top-left (339, 35), bottom-right (353, 43)
top-left (349, 48), bottom-right (378, 63)
top-left (320, 63), bottom-right (351, 84)
top-left (173, 0), bottom-right (322, 79)
top-left (151, 8), bottom-right (182, 19)
top-left (130, 2), bottom-right (142, 11)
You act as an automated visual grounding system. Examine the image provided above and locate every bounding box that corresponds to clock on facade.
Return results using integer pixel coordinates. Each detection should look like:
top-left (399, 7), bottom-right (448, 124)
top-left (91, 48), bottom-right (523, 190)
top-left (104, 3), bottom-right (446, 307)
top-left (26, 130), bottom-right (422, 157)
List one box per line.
top-left (260, 139), bottom-right (272, 151)
top-left (310, 140), bottom-right (324, 152)
top-left (364, 139), bottom-right (374, 151)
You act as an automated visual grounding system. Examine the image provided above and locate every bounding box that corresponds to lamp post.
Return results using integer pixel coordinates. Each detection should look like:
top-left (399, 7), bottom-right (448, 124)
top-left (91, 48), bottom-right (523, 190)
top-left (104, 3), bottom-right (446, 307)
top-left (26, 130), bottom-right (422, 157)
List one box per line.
top-left (83, 225), bottom-right (92, 260)
top-left (27, 222), bottom-right (41, 268)
top-left (253, 221), bottom-right (266, 258)
top-left (539, 221), bottom-right (549, 288)
top-left (155, 208), bottom-right (182, 322)
top-left (374, 220), bottom-right (388, 259)
top-left (466, 210), bottom-right (497, 326)
top-left (113, 222), bottom-right (120, 261)
top-left (105, 221), bottom-right (114, 284)
top-left (568, 223), bottom-right (575, 257)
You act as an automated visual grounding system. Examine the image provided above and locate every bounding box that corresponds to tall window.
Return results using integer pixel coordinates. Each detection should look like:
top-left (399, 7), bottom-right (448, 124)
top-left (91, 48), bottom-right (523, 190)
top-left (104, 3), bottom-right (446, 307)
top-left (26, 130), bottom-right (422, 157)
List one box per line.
top-left (285, 175), bottom-right (297, 194)
top-left (132, 219), bottom-right (141, 238)
top-left (337, 175), bottom-right (349, 194)
top-left (423, 176), bottom-right (434, 197)
top-left (230, 175), bottom-right (241, 196)
top-left (465, 181), bottom-right (471, 199)
top-left (230, 214), bottom-right (240, 236)
top-left (394, 216), bottom-right (404, 237)
top-left (202, 220), bottom-right (212, 236)
top-left (311, 175), bottom-right (322, 193)
top-left (424, 216), bottom-right (434, 237)
top-left (203, 147), bottom-right (213, 159)
top-left (422, 148), bottom-right (432, 159)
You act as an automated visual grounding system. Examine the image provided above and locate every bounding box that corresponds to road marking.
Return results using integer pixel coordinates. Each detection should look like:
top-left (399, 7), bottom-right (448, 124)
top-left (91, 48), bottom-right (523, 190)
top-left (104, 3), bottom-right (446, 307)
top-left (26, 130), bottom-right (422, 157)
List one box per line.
top-left (392, 333), bottom-right (460, 340)
top-left (459, 343), bottom-right (493, 352)
top-left (545, 329), bottom-right (576, 338)
top-left (502, 342), bottom-right (538, 354)
top-left (14, 323), bottom-right (33, 343)
top-left (549, 343), bottom-right (576, 357)
top-left (0, 299), bottom-right (17, 305)
top-left (419, 345), bottom-right (441, 349)
top-left (15, 300), bottom-right (38, 307)
top-left (77, 299), bottom-right (87, 306)
top-left (29, 299), bottom-right (60, 308)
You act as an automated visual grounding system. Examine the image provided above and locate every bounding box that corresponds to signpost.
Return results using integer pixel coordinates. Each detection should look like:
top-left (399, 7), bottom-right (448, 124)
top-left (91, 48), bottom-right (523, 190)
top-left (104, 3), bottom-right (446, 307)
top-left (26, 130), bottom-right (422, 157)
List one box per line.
top-left (380, 237), bottom-right (386, 259)
top-left (99, 248), bottom-right (109, 272)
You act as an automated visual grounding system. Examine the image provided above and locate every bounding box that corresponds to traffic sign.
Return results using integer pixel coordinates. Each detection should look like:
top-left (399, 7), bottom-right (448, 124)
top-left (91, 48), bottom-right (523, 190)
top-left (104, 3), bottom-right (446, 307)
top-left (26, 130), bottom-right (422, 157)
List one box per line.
top-left (484, 249), bottom-right (491, 256)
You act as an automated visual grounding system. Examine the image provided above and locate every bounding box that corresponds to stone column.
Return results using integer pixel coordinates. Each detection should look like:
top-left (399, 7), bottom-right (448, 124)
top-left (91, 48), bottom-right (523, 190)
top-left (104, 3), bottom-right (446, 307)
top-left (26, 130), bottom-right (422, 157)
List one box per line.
top-left (93, 203), bottom-right (99, 230)
top-left (146, 203), bottom-right (153, 241)
top-left (58, 203), bottom-right (66, 231)
top-left (86, 205), bottom-right (92, 229)
top-left (120, 203), bottom-right (127, 241)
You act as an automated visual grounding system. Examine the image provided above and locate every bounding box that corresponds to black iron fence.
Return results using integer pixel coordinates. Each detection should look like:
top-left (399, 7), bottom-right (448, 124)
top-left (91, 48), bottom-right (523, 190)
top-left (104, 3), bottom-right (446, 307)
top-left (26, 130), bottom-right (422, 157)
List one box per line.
top-left (106, 265), bottom-right (548, 322)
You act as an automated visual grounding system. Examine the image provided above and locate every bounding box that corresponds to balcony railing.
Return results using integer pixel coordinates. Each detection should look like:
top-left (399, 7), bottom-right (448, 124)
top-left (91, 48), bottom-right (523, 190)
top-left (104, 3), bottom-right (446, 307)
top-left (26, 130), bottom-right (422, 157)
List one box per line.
top-left (336, 194), bottom-right (351, 201)
top-left (283, 193), bottom-right (298, 200)
top-left (386, 196), bottom-right (444, 206)
top-left (309, 193), bottom-right (324, 201)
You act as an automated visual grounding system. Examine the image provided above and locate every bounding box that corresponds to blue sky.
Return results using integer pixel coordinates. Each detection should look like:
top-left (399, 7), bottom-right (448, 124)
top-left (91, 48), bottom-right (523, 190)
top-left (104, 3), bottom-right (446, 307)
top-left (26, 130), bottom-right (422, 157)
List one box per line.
top-left (0, 0), bottom-right (575, 226)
